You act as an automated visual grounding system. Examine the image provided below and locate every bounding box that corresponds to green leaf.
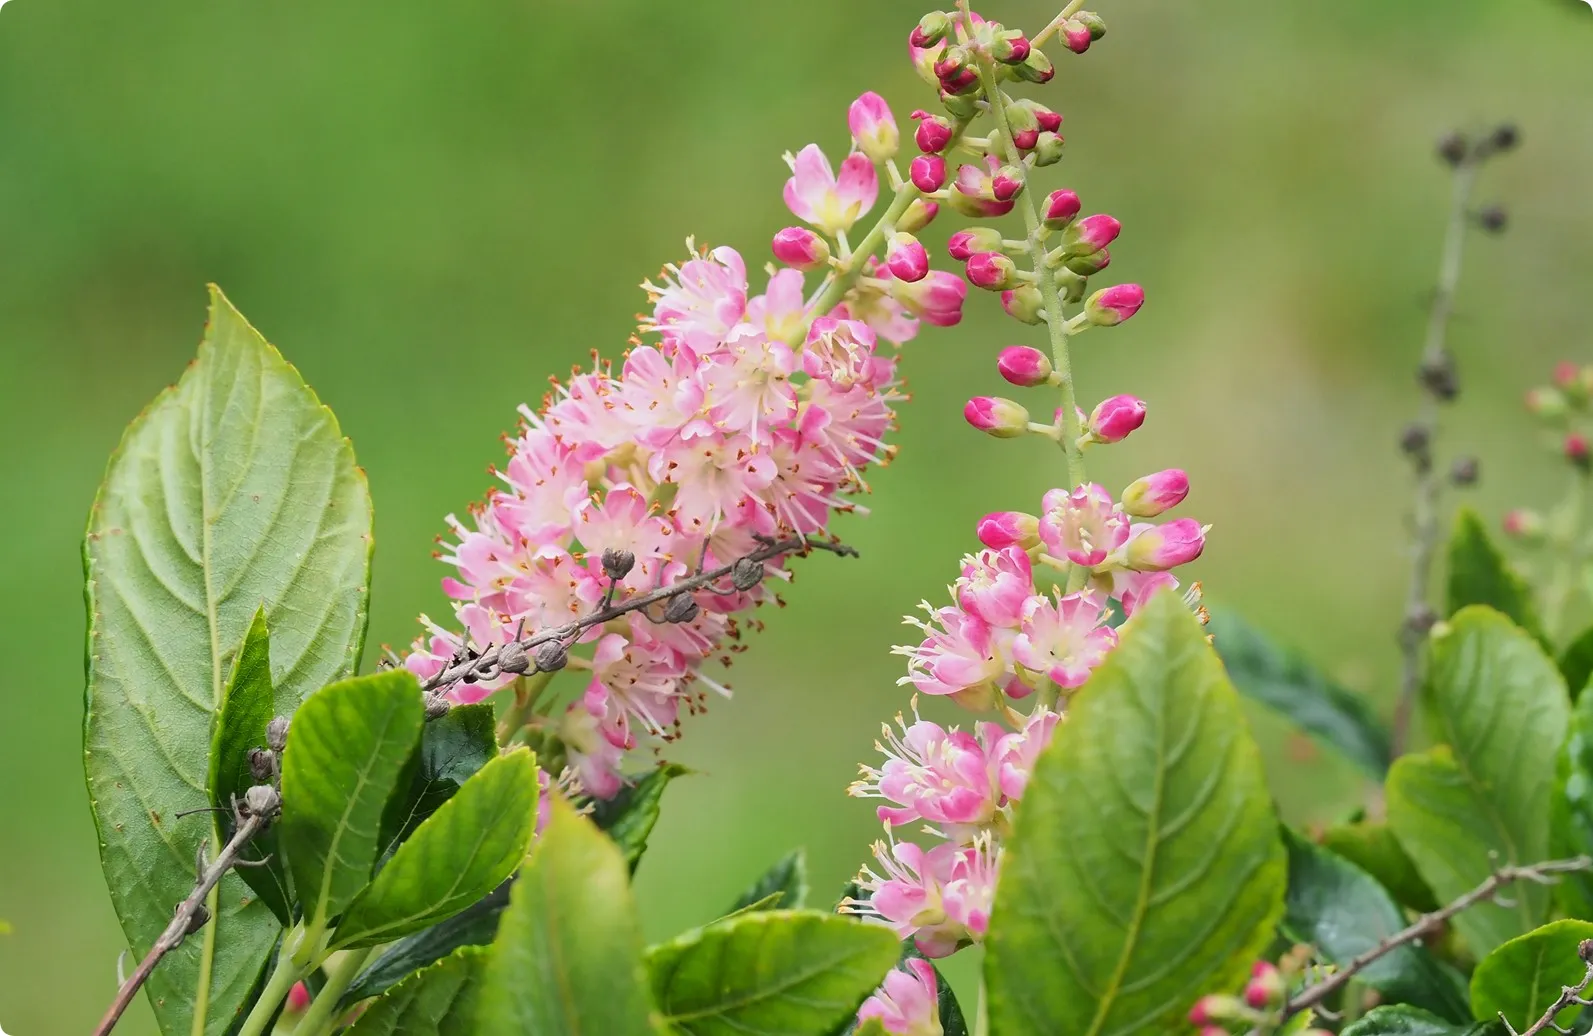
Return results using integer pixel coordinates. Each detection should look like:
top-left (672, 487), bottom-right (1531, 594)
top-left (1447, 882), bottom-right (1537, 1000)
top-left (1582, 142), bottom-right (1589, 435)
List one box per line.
top-left (378, 703), bottom-right (498, 864)
top-left (1559, 626), bottom-right (1593, 702)
top-left (1553, 690), bottom-right (1593, 919)
top-left (589, 763), bottom-right (689, 871)
top-left (341, 881), bottom-right (510, 1008)
top-left (333, 749), bottom-right (539, 948)
top-left (479, 799), bottom-right (658, 1034)
top-left (1470, 919), bottom-right (1593, 1029)
top-left (726, 850), bottom-right (808, 914)
top-left (646, 910), bottom-right (900, 1036)
top-left (1341, 1005), bottom-right (1493, 1036)
top-left (1280, 828), bottom-right (1469, 1021)
top-left (344, 947), bottom-right (487, 1035)
top-left (984, 591), bottom-right (1287, 1036)
top-left (1206, 608), bottom-right (1391, 777)
top-left (83, 285), bottom-right (373, 1036)
top-left (1320, 819), bottom-right (1440, 913)
top-left (279, 670), bottom-right (425, 929)
top-left (1446, 508), bottom-right (1544, 643)
top-left (207, 608), bottom-right (293, 923)
top-left (1387, 607), bottom-right (1568, 955)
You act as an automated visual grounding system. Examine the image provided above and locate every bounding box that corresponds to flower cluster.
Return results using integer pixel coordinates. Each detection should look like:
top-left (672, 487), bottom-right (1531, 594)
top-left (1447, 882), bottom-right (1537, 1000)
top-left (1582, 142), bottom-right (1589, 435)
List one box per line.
top-left (404, 91), bottom-right (972, 800)
top-left (1187, 959), bottom-right (1330, 1036)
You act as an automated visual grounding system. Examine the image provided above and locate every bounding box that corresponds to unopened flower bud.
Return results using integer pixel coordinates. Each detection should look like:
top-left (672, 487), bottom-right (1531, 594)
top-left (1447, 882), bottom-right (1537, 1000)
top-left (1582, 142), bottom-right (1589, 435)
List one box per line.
top-left (1436, 131), bottom-right (1469, 167)
top-left (1567, 433), bottom-right (1590, 469)
top-left (731, 556), bottom-right (765, 592)
top-left (266, 716), bottom-right (290, 753)
top-left (967, 251), bottom-right (1020, 290)
top-left (664, 592), bottom-right (700, 624)
top-left (1065, 248), bottom-right (1110, 276)
top-left (897, 198), bottom-right (939, 233)
top-left (1419, 351), bottom-right (1459, 401)
top-left (601, 547), bottom-right (637, 581)
top-left (1450, 456), bottom-right (1480, 486)
top-left (997, 346), bottom-right (1053, 387)
top-left (1087, 394), bottom-right (1147, 443)
top-left (1085, 283), bottom-right (1144, 326)
top-left (1061, 21), bottom-right (1093, 53)
top-left (994, 30), bottom-right (1032, 64)
top-left (948, 227), bottom-right (1003, 261)
top-left (1055, 267), bottom-right (1087, 304)
top-left (1011, 126), bottom-right (1039, 151)
top-left (1001, 285), bottom-right (1045, 324)
top-left (497, 640), bottom-right (531, 675)
top-left (1489, 123), bottom-right (1519, 153)
top-left (991, 166), bottom-right (1025, 201)
top-left (1015, 47), bottom-right (1055, 82)
top-left (1074, 11), bottom-right (1107, 39)
top-left (848, 91), bottom-right (899, 163)
top-left (1399, 421), bottom-right (1431, 462)
top-left (248, 748), bottom-right (275, 782)
top-left (964, 396), bottom-right (1031, 438)
top-left (1042, 189), bottom-right (1082, 230)
top-left (1125, 518), bottom-right (1206, 571)
top-left (771, 226), bottom-right (831, 271)
top-left (910, 154), bottom-right (947, 191)
top-left (977, 510), bottom-right (1041, 550)
top-left (891, 269), bottom-right (966, 326)
top-left (1476, 205), bottom-right (1507, 233)
top-left (534, 641), bottom-right (569, 673)
top-left (1032, 131), bottom-right (1066, 167)
top-left (1554, 361), bottom-right (1579, 388)
top-left (244, 783), bottom-right (282, 819)
top-left (1019, 100), bottom-right (1062, 133)
top-left (1005, 103), bottom-right (1040, 151)
top-left (913, 110), bottom-right (955, 154)
top-left (886, 232), bottom-right (930, 283)
top-left (1188, 995), bottom-right (1245, 1025)
top-left (910, 11), bottom-right (953, 48)
top-left (1244, 962), bottom-right (1286, 1009)
top-left (935, 46), bottom-right (977, 91)
top-left (1063, 214), bottom-right (1122, 255)
top-left (1122, 469), bottom-right (1190, 517)
top-left (1526, 386), bottom-right (1569, 420)
top-left (287, 982), bottom-right (312, 1014)
top-left (1503, 508), bottom-right (1546, 542)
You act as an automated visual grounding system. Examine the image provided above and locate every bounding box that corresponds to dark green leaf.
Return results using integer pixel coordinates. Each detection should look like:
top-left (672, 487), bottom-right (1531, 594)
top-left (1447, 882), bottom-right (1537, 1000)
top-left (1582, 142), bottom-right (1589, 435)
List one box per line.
top-left (727, 850), bottom-right (808, 914)
top-left (1470, 919), bottom-right (1593, 1029)
top-left (1281, 828), bottom-right (1469, 1020)
top-left (341, 881), bottom-right (510, 1008)
top-left (83, 285), bottom-right (373, 1035)
top-left (1446, 508), bottom-right (1544, 643)
top-left (645, 910), bottom-right (899, 1036)
top-left (478, 799), bottom-right (658, 1035)
top-left (344, 947), bottom-right (486, 1035)
top-left (985, 591), bottom-right (1287, 1036)
top-left (1553, 690), bottom-right (1593, 918)
top-left (208, 608), bottom-right (292, 922)
top-left (279, 670), bottom-right (425, 930)
top-left (333, 749), bottom-right (539, 948)
top-left (589, 763), bottom-right (689, 872)
top-left (1341, 1005), bottom-right (1492, 1036)
top-left (1207, 608), bottom-right (1391, 777)
top-left (1560, 626), bottom-right (1593, 702)
top-left (1387, 607), bottom-right (1567, 955)
top-left (1320, 819), bottom-right (1440, 913)
top-left (378, 703), bottom-right (498, 865)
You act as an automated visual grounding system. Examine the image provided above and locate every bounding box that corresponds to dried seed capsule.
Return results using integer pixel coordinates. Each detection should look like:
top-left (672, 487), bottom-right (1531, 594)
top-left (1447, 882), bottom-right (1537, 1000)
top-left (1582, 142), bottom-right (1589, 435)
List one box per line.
top-left (731, 557), bottom-right (766, 592)
top-left (663, 593), bottom-right (700, 624)
top-left (265, 716), bottom-right (290, 753)
top-left (248, 748), bottom-right (275, 782)
top-left (497, 640), bottom-right (531, 675)
top-left (602, 548), bottom-right (637, 581)
top-left (244, 784), bottom-right (282, 820)
top-left (535, 641), bottom-right (569, 673)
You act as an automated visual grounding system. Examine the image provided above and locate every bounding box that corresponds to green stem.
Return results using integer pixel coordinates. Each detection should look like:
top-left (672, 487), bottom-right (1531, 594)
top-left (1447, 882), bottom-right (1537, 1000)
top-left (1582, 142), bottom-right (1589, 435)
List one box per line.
top-left (974, 974), bottom-right (990, 1036)
top-left (1030, 0), bottom-right (1089, 48)
top-left (235, 944), bottom-right (304, 1036)
top-left (496, 669), bottom-right (555, 746)
top-left (296, 946), bottom-right (379, 1036)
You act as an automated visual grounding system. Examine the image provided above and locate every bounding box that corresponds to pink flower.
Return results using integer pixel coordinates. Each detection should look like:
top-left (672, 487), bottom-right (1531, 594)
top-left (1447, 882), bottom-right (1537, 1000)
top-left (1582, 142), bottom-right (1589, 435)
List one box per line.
top-left (849, 91), bottom-right (899, 163)
top-left (745, 267), bottom-right (808, 345)
top-left (951, 157), bottom-right (1016, 217)
top-left (886, 232), bottom-right (930, 283)
top-left (572, 484), bottom-right (676, 591)
top-left (1121, 469), bottom-right (1189, 518)
top-left (941, 836), bottom-right (1000, 943)
top-left (1123, 518), bottom-right (1207, 571)
top-left (1086, 394), bottom-right (1147, 443)
top-left (912, 110), bottom-right (954, 154)
top-left (856, 959), bottom-right (943, 1036)
top-left (995, 707), bottom-right (1060, 801)
top-left (909, 154), bottom-right (947, 192)
top-left (1104, 569), bottom-right (1179, 616)
top-left (1039, 483), bottom-right (1130, 567)
top-left (835, 262), bottom-right (921, 344)
top-left (975, 510), bottom-right (1040, 551)
top-left (963, 396), bottom-right (1029, 438)
top-left (616, 346), bottom-right (707, 448)
top-left (588, 632), bottom-right (687, 742)
top-left (651, 431), bottom-right (778, 535)
top-left (698, 329), bottom-right (797, 440)
top-left (643, 245), bottom-right (748, 357)
top-left (956, 546), bottom-right (1033, 628)
top-left (560, 686), bottom-right (626, 799)
top-left (852, 713), bottom-right (1002, 829)
top-left (997, 346), bottom-right (1053, 387)
top-left (783, 143), bottom-right (878, 236)
top-left (889, 269), bottom-right (967, 327)
top-left (860, 840), bottom-right (966, 957)
top-left (1085, 284), bottom-right (1146, 327)
top-left (770, 226), bottom-right (831, 271)
top-left (1012, 590), bottom-right (1117, 689)
top-left (803, 317), bottom-right (880, 390)
top-left (1503, 508), bottom-right (1544, 540)
top-left (896, 604), bottom-right (1007, 710)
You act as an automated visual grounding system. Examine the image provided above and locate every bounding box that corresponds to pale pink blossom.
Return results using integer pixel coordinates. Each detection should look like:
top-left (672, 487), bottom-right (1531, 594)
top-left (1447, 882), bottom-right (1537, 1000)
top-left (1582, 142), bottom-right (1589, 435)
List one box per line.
top-left (955, 547), bottom-right (1032, 629)
top-left (896, 604), bottom-right (1007, 710)
top-left (851, 712), bottom-right (1002, 830)
top-left (699, 329), bottom-right (797, 439)
top-left (855, 958), bottom-right (943, 1036)
top-left (803, 317), bottom-right (880, 390)
top-left (650, 432), bottom-right (778, 535)
top-left (644, 245), bottom-right (748, 357)
top-left (1012, 590), bottom-right (1117, 689)
top-left (783, 143), bottom-right (878, 236)
top-left (995, 707), bottom-right (1060, 801)
top-left (1122, 518), bottom-right (1208, 571)
top-left (1039, 483), bottom-right (1130, 567)
top-left (745, 268), bottom-right (807, 345)
top-left (848, 91), bottom-right (899, 164)
top-left (858, 840), bottom-right (966, 957)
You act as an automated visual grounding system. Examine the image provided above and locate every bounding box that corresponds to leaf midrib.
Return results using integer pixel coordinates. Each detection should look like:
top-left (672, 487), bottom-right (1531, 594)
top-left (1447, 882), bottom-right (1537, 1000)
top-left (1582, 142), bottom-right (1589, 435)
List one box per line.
top-left (315, 699), bottom-right (414, 928)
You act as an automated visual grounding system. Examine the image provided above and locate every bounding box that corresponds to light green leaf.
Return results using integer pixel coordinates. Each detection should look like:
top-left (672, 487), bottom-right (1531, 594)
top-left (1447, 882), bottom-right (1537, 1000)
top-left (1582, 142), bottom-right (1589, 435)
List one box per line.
top-left (645, 910), bottom-right (899, 1036)
top-left (1280, 828), bottom-right (1469, 1020)
top-left (1553, 690), bottom-right (1593, 918)
top-left (341, 881), bottom-right (510, 1008)
top-left (984, 591), bottom-right (1287, 1036)
top-left (1207, 608), bottom-right (1391, 777)
top-left (726, 850), bottom-right (808, 914)
top-left (1320, 819), bottom-right (1439, 913)
top-left (377, 703), bottom-right (498, 864)
top-left (343, 946), bottom-right (487, 1035)
top-left (1470, 920), bottom-right (1593, 1030)
top-left (1387, 607), bottom-right (1567, 955)
top-left (1341, 1005), bottom-right (1494, 1036)
top-left (83, 285), bottom-right (373, 1035)
top-left (589, 763), bottom-right (689, 872)
top-left (334, 749), bottom-right (539, 949)
top-left (279, 670), bottom-right (425, 930)
top-left (478, 799), bottom-right (658, 1035)
top-left (1446, 509), bottom-right (1544, 643)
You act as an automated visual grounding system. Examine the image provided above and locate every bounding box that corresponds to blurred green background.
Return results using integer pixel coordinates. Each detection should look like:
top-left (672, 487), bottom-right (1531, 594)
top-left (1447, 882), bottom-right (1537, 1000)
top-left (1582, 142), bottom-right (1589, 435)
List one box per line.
top-left (3, 0), bottom-right (1592, 1029)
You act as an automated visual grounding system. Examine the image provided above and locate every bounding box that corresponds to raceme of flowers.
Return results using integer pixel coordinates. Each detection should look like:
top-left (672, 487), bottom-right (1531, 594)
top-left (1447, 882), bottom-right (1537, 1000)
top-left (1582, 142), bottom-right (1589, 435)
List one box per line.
top-left (841, 7), bottom-right (1211, 1022)
top-left (402, 73), bottom-right (974, 802)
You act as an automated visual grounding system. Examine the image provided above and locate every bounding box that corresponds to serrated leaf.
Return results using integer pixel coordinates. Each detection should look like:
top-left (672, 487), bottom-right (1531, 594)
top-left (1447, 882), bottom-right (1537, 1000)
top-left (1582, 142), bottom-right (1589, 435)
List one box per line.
top-left (1560, 626), bottom-right (1593, 703)
top-left (83, 285), bottom-right (373, 1035)
top-left (478, 799), bottom-right (658, 1035)
top-left (1470, 919), bottom-right (1593, 1030)
top-left (280, 670), bottom-right (425, 930)
top-left (1447, 508), bottom-right (1544, 643)
top-left (985, 591), bottom-right (1287, 1036)
top-left (1207, 608), bottom-right (1391, 777)
top-left (341, 881), bottom-right (510, 1008)
top-left (377, 703), bottom-right (498, 865)
top-left (1387, 607), bottom-right (1567, 955)
top-left (1341, 1005), bottom-right (1497, 1036)
top-left (726, 850), bottom-right (808, 914)
top-left (1281, 828), bottom-right (1469, 1020)
top-left (1553, 691), bottom-right (1593, 918)
top-left (645, 910), bottom-right (899, 1036)
top-left (333, 749), bottom-right (539, 948)
top-left (589, 763), bottom-right (689, 872)
top-left (343, 947), bottom-right (487, 1035)
top-left (1320, 819), bottom-right (1440, 913)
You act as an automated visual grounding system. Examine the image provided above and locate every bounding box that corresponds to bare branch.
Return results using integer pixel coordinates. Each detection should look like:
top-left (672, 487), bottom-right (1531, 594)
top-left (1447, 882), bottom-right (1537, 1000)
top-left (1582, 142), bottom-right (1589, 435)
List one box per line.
top-left (1499, 942), bottom-right (1593, 1036)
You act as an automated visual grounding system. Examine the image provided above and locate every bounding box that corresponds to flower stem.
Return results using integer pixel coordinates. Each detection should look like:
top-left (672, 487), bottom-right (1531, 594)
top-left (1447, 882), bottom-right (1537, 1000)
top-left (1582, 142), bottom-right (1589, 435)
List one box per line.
top-left (234, 943), bottom-right (304, 1036)
top-left (975, 973), bottom-right (991, 1036)
top-left (295, 946), bottom-right (379, 1036)
top-left (1030, 0), bottom-right (1090, 49)
top-left (497, 669), bottom-right (556, 746)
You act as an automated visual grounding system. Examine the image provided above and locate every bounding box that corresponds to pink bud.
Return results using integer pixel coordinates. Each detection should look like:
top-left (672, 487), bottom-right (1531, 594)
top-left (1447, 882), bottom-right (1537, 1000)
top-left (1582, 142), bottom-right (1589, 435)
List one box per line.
top-left (891, 269), bottom-right (967, 326)
top-left (1188, 995), bottom-right (1243, 1025)
top-left (1126, 518), bottom-right (1206, 571)
top-left (948, 227), bottom-right (1003, 261)
top-left (991, 167), bottom-right (1025, 202)
top-left (1035, 108), bottom-right (1063, 132)
top-left (1063, 20), bottom-right (1093, 53)
top-left (909, 12), bottom-right (952, 49)
top-left (886, 232), bottom-right (930, 283)
top-left (1555, 360), bottom-right (1579, 387)
top-left (1001, 285), bottom-right (1045, 324)
top-left (1016, 48), bottom-right (1055, 83)
top-left (977, 510), bottom-right (1041, 550)
top-left (848, 91), bottom-right (899, 163)
top-left (1012, 128), bottom-right (1040, 150)
top-left (913, 110), bottom-right (955, 153)
top-left (1503, 508), bottom-right (1545, 541)
top-left (898, 198), bottom-right (939, 233)
top-left (1064, 214), bottom-right (1122, 255)
top-left (966, 251), bottom-right (1019, 290)
top-left (994, 32), bottom-right (1031, 64)
top-left (1085, 283), bottom-right (1144, 326)
top-left (1087, 394), bottom-right (1147, 443)
top-left (1043, 190), bottom-right (1082, 230)
top-left (965, 396), bottom-right (1031, 438)
top-left (771, 226), bottom-right (831, 271)
top-left (1526, 387), bottom-right (1569, 420)
top-left (1568, 433), bottom-right (1590, 466)
top-left (287, 982), bottom-right (312, 1013)
top-left (997, 346), bottom-right (1053, 387)
top-left (910, 154), bottom-right (947, 192)
top-left (1121, 470), bottom-right (1189, 517)
top-left (1244, 962), bottom-right (1286, 1009)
